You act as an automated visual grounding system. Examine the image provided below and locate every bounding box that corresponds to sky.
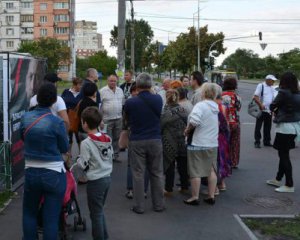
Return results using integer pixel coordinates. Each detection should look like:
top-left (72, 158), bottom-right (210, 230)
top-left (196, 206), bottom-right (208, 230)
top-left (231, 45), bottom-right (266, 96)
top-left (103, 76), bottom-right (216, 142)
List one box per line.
top-left (75, 0), bottom-right (300, 66)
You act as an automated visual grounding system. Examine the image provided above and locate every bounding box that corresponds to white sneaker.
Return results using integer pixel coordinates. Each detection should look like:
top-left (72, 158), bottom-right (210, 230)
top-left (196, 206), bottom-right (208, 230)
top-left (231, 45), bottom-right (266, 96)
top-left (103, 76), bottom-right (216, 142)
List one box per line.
top-left (266, 179), bottom-right (281, 187)
top-left (275, 186), bottom-right (294, 193)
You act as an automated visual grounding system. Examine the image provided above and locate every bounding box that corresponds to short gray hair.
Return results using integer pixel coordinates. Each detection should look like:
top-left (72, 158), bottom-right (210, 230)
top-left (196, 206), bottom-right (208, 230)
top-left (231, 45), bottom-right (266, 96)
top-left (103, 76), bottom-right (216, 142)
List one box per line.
top-left (86, 68), bottom-right (97, 78)
top-left (136, 73), bottom-right (153, 89)
top-left (201, 83), bottom-right (220, 100)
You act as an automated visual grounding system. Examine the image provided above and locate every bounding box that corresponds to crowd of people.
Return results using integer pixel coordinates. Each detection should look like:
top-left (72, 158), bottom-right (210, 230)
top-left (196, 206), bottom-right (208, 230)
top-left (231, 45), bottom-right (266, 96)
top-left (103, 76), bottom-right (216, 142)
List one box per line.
top-left (20, 68), bottom-right (300, 240)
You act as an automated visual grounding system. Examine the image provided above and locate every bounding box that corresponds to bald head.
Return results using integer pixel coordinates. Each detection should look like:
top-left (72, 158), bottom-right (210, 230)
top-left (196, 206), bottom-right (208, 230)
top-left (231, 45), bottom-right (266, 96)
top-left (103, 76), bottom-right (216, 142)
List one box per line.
top-left (86, 68), bottom-right (98, 82)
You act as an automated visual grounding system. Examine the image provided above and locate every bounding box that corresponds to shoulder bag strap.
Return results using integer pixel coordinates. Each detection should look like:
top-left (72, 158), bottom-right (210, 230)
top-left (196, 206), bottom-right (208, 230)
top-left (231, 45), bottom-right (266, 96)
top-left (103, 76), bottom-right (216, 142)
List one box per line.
top-left (138, 95), bottom-right (160, 119)
top-left (23, 112), bottom-right (51, 137)
top-left (261, 83), bottom-right (264, 98)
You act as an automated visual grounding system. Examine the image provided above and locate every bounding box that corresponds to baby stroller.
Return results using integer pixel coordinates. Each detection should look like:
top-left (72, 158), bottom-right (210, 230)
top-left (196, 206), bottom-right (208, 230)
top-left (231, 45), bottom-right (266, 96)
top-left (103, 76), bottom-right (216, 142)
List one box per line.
top-left (37, 164), bottom-right (86, 240)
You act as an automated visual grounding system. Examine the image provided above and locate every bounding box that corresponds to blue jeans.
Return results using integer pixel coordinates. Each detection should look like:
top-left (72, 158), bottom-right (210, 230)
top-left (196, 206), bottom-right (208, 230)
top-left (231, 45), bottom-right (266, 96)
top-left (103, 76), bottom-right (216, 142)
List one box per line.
top-left (23, 168), bottom-right (66, 240)
top-left (87, 177), bottom-right (111, 240)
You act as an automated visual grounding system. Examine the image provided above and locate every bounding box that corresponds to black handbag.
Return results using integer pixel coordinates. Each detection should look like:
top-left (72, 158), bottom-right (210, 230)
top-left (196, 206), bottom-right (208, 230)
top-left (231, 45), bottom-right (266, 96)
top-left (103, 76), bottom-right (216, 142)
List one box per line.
top-left (186, 128), bottom-right (195, 145)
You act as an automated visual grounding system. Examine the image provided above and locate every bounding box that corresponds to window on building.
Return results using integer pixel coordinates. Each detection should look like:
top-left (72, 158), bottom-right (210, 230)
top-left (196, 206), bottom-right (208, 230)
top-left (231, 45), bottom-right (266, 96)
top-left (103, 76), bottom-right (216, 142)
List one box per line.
top-left (60, 40), bottom-right (69, 46)
top-left (6, 28), bottom-right (14, 36)
top-left (40, 28), bottom-right (48, 36)
top-left (40, 16), bottom-right (47, 23)
top-left (54, 27), bottom-right (69, 34)
top-left (40, 3), bottom-right (47, 10)
top-left (54, 15), bottom-right (69, 22)
top-left (21, 2), bottom-right (33, 8)
top-left (58, 65), bottom-right (69, 72)
top-left (5, 16), bottom-right (14, 23)
top-left (21, 27), bottom-right (34, 34)
top-left (53, 2), bottom-right (69, 9)
top-left (6, 2), bottom-right (14, 9)
top-left (20, 15), bottom-right (34, 22)
top-left (6, 41), bottom-right (14, 48)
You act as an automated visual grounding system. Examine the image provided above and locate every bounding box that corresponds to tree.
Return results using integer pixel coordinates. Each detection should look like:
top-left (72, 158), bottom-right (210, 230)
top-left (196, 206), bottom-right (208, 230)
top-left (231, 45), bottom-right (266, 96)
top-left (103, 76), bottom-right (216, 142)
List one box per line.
top-left (277, 48), bottom-right (300, 77)
top-left (110, 19), bottom-right (154, 71)
top-left (76, 50), bottom-right (117, 79)
top-left (18, 38), bottom-right (70, 72)
top-left (160, 26), bottom-right (226, 74)
top-left (222, 49), bottom-right (263, 78)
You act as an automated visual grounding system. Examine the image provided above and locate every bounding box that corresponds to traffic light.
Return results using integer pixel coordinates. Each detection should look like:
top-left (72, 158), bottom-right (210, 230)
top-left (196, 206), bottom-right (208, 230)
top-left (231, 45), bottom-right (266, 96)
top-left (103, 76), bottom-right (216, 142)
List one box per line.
top-left (259, 32), bottom-right (262, 41)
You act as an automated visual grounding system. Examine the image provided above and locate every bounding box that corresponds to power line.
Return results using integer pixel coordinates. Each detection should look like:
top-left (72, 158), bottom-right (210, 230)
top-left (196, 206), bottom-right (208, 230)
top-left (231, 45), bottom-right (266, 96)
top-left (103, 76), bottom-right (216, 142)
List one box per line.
top-left (227, 40), bottom-right (300, 45)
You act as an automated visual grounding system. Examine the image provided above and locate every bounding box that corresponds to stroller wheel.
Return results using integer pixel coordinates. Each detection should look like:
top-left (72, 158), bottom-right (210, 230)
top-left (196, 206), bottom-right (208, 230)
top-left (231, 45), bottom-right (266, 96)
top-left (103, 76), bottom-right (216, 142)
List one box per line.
top-left (82, 217), bottom-right (87, 231)
top-left (73, 216), bottom-right (78, 231)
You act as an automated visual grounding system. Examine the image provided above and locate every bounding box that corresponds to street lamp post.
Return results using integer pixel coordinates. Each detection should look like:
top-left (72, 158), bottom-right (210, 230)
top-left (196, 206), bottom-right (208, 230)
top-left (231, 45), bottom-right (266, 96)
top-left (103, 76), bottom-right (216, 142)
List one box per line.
top-left (197, 0), bottom-right (200, 72)
top-left (207, 33), bottom-right (262, 72)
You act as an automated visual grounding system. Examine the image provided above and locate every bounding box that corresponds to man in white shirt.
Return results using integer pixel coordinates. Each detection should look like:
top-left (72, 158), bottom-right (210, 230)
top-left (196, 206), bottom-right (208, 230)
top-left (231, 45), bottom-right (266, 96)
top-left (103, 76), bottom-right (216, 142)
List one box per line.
top-left (253, 74), bottom-right (277, 148)
top-left (30, 73), bottom-right (69, 130)
top-left (100, 74), bottom-right (125, 161)
top-left (158, 78), bottom-right (171, 106)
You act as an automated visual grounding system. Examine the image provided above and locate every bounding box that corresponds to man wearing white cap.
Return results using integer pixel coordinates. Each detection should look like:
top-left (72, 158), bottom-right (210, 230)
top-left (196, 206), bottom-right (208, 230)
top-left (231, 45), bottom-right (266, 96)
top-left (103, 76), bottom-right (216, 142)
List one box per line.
top-left (253, 74), bottom-right (278, 148)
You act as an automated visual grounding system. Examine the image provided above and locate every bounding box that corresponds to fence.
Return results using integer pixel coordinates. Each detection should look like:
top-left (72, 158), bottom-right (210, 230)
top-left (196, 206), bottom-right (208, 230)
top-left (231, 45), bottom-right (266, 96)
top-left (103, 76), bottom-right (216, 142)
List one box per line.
top-left (0, 142), bottom-right (11, 191)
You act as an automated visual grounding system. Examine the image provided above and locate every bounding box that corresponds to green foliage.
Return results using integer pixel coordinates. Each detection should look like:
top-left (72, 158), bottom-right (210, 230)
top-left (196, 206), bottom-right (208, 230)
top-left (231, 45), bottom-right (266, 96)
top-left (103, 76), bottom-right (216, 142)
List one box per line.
top-left (160, 26), bottom-right (226, 74)
top-left (17, 38), bottom-right (70, 72)
top-left (244, 217), bottom-right (300, 239)
top-left (110, 19), bottom-right (154, 71)
top-left (222, 48), bottom-right (300, 79)
top-left (0, 191), bottom-right (12, 208)
top-left (76, 50), bottom-right (117, 79)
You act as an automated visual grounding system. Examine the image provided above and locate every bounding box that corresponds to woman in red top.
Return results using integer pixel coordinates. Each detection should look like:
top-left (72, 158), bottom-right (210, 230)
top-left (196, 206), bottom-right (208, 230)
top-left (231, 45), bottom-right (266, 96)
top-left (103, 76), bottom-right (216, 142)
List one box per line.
top-left (222, 78), bottom-right (242, 168)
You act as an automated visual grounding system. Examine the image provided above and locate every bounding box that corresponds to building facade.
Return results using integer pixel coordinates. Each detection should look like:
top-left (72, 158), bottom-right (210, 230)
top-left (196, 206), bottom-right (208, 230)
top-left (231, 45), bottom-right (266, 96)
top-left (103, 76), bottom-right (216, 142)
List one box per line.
top-left (0, 0), bottom-right (75, 80)
top-left (75, 20), bottom-right (104, 59)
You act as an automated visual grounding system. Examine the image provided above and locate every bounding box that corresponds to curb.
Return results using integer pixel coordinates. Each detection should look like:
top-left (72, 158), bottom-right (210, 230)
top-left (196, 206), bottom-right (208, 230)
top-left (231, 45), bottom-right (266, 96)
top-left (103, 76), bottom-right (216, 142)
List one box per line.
top-left (234, 214), bottom-right (297, 240)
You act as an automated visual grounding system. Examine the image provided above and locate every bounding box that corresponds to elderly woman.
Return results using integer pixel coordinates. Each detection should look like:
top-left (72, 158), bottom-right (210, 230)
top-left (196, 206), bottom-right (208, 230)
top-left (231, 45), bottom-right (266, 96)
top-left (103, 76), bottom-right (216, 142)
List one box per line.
top-left (222, 77), bottom-right (242, 168)
top-left (21, 83), bottom-right (69, 240)
top-left (267, 72), bottom-right (300, 193)
top-left (184, 83), bottom-right (220, 205)
top-left (161, 89), bottom-right (189, 195)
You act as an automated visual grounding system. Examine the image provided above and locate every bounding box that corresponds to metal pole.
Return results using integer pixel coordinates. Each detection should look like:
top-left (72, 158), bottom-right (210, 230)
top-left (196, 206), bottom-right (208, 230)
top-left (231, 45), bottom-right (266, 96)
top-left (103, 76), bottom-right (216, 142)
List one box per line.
top-left (197, 0), bottom-right (200, 72)
top-left (118, 0), bottom-right (126, 79)
top-left (130, 0), bottom-right (135, 75)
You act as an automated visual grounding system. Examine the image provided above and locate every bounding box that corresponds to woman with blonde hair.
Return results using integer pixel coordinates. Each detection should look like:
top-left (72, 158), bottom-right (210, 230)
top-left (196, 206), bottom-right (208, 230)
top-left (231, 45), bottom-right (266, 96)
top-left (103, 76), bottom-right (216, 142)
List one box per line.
top-left (161, 89), bottom-right (189, 195)
top-left (184, 83), bottom-right (220, 205)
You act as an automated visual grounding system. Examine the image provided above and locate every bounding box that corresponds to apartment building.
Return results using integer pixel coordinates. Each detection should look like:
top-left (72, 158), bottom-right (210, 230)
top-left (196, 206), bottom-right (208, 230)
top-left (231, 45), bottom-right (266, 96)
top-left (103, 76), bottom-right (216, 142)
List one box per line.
top-left (0, 0), bottom-right (75, 80)
top-left (75, 20), bottom-right (104, 59)
top-left (0, 1), bottom-right (21, 51)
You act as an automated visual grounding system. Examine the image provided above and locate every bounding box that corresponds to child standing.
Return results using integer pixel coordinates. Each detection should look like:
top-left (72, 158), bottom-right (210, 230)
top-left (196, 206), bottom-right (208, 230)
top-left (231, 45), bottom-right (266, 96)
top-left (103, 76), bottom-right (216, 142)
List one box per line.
top-left (77, 107), bottom-right (113, 240)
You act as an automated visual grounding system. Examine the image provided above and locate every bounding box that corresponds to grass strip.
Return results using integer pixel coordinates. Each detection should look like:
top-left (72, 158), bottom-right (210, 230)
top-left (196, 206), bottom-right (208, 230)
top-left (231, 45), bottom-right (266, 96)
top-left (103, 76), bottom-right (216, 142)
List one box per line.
top-left (0, 191), bottom-right (13, 209)
top-left (244, 217), bottom-right (300, 239)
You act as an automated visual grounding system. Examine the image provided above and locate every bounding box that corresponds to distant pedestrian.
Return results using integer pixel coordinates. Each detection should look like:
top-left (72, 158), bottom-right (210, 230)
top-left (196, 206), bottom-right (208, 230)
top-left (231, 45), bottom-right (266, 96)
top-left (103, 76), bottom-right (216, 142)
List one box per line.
top-left (253, 75), bottom-right (277, 148)
top-left (30, 73), bottom-right (69, 130)
top-left (120, 70), bottom-right (134, 100)
top-left (100, 74), bottom-right (124, 161)
top-left (190, 71), bottom-right (204, 105)
top-left (61, 77), bottom-right (83, 145)
top-left (177, 87), bottom-right (193, 115)
top-left (161, 89), bottom-right (189, 196)
top-left (158, 78), bottom-right (172, 106)
top-left (78, 83), bottom-right (98, 142)
top-left (184, 83), bottom-right (220, 206)
top-left (222, 77), bottom-right (242, 168)
top-left (124, 73), bottom-right (165, 214)
top-left (21, 83), bottom-right (69, 240)
top-left (77, 107), bottom-right (113, 240)
top-left (80, 68), bottom-right (101, 106)
top-left (180, 75), bottom-right (190, 98)
top-left (267, 72), bottom-right (300, 193)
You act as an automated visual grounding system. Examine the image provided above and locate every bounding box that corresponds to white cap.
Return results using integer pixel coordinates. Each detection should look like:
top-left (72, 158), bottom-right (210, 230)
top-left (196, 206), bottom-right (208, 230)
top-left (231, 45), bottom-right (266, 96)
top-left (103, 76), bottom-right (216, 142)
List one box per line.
top-left (265, 74), bottom-right (277, 81)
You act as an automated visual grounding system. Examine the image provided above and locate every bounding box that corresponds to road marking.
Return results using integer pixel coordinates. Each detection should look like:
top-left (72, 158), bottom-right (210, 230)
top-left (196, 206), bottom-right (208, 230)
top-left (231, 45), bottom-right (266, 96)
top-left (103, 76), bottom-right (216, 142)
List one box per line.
top-left (233, 214), bottom-right (258, 240)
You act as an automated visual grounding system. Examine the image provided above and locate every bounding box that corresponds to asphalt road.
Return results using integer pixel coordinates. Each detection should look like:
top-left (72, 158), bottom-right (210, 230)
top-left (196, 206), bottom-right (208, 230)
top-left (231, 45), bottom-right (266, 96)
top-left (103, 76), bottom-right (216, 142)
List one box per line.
top-left (1, 81), bottom-right (300, 240)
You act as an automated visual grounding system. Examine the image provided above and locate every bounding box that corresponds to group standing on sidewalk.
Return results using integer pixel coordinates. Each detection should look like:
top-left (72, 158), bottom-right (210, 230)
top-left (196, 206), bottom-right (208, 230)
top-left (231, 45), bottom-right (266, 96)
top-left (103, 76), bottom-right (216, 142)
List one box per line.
top-left (19, 69), bottom-right (300, 240)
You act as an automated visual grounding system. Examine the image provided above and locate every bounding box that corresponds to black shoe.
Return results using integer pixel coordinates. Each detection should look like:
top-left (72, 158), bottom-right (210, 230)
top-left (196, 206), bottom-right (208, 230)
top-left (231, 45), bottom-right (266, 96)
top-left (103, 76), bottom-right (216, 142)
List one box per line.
top-left (203, 198), bottom-right (215, 205)
top-left (183, 199), bottom-right (199, 206)
top-left (254, 142), bottom-right (261, 148)
top-left (153, 207), bottom-right (166, 213)
top-left (264, 143), bottom-right (273, 147)
top-left (131, 207), bottom-right (144, 214)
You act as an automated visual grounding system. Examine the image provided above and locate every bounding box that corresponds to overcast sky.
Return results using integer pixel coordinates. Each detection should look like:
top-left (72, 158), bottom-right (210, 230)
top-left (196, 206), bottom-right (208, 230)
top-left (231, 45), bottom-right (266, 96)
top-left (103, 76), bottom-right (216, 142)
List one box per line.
top-left (76, 0), bottom-right (300, 66)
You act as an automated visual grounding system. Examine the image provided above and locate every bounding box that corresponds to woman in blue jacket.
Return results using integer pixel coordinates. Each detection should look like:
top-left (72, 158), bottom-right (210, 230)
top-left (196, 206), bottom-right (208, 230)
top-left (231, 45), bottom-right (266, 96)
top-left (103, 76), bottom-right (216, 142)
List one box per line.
top-left (21, 83), bottom-right (69, 240)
